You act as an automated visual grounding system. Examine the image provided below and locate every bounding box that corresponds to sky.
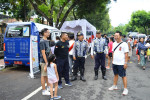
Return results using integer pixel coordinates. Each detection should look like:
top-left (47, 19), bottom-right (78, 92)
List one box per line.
top-left (108, 0), bottom-right (150, 27)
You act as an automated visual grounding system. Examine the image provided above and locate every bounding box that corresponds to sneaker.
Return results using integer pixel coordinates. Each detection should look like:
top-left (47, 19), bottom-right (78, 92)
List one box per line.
top-left (122, 88), bottom-right (128, 96)
top-left (58, 84), bottom-right (63, 89)
top-left (138, 62), bottom-right (140, 65)
top-left (54, 96), bottom-right (61, 99)
top-left (42, 90), bottom-right (50, 95)
top-left (50, 98), bottom-right (54, 100)
top-left (108, 85), bottom-right (118, 91)
top-left (65, 82), bottom-right (72, 87)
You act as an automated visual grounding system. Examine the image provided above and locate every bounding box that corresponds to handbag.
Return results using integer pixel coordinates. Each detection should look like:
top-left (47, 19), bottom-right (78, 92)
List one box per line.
top-left (147, 49), bottom-right (150, 56)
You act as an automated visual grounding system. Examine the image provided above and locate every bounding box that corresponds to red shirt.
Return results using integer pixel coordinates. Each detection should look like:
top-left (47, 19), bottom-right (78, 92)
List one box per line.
top-left (108, 41), bottom-right (113, 53)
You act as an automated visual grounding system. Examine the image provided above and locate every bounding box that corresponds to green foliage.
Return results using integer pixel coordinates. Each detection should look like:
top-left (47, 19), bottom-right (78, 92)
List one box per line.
top-left (106, 25), bottom-right (127, 36)
top-left (107, 10), bottom-right (150, 36)
top-left (0, 0), bottom-right (33, 21)
top-left (130, 10), bottom-right (150, 34)
top-left (73, 0), bottom-right (111, 32)
top-left (38, 4), bottom-right (50, 17)
top-left (1, 0), bottom-right (112, 31)
top-left (28, 0), bottom-right (111, 29)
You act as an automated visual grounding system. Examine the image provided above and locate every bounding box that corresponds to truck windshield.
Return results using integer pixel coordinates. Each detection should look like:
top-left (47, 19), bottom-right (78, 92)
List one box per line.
top-left (6, 25), bottom-right (30, 37)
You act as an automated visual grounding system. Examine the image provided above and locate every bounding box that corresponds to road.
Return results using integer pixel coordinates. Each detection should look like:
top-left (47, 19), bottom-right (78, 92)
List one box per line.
top-left (0, 51), bottom-right (150, 100)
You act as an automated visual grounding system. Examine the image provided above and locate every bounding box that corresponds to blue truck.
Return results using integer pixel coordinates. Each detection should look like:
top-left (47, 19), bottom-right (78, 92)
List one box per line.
top-left (4, 22), bottom-right (40, 66)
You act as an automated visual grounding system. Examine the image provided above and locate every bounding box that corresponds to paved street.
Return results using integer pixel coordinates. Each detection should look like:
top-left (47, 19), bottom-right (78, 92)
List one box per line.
top-left (0, 51), bottom-right (150, 100)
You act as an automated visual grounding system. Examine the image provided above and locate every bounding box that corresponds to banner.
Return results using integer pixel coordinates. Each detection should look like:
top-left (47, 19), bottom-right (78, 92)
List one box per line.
top-left (29, 35), bottom-right (40, 78)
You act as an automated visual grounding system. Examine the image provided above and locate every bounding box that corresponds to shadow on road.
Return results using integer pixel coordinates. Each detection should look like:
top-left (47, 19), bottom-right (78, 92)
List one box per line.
top-left (1, 65), bottom-right (30, 72)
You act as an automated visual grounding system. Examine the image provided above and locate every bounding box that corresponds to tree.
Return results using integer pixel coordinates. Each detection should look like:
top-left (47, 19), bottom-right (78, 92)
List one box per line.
top-left (106, 24), bottom-right (129, 36)
top-left (130, 10), bottom-right (150, 35)
top-left (76, 5), bottom-right (111, 32)
top-left (64, 0), bottom-right (111, 32)
top-left (28, 0), bottom-right (111, 29)
top-left (0, 0), bottom-right (34, 22)
top-left (125, 21), bottom-right (137, 32)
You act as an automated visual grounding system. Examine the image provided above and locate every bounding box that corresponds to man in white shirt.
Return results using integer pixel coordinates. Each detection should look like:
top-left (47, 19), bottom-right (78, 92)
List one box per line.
top-left (108, 31), bottom-right (129, 96)
top-left (68, 34), bottom-right (75, 76)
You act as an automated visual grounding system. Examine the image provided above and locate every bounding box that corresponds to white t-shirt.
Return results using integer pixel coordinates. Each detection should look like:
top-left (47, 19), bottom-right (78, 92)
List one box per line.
top-left (112, 42), bottom-right (129, 65)
top-left (69, 40), bottom-right (75, 55)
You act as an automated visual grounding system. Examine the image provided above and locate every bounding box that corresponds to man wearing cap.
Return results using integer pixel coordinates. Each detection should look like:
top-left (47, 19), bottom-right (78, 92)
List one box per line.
top-left (91, 30), bottom-right (108, 80)
top-left (71, 32), bottom-right (89, 82)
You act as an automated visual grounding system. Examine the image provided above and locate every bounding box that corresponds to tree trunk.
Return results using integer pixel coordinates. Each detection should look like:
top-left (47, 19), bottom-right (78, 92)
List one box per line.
top-left (48, 19), bottom-right (53, 26)
top-left (57, 0), bottom-right (78, 29)
top-left (29, 0), bottom-right (51, 23)
top-left (55, 0), bottom-right (71, 28)
top-left (23, 0), bottom-right (27, 22)
top-left (73, 8), bottom-right (77, 20)
top-left (49, 0), bottom-right (54, 26)
top-left (42, 17), bottom-right (44, 24)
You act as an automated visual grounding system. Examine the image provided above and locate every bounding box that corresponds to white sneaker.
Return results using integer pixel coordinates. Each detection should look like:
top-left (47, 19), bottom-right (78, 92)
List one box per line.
top-left (42, 90), bottom-right (50, 95)
top-left (108, 85), bottom-right (118, 91)
top-left (122, 88), bottom-right (128, 96)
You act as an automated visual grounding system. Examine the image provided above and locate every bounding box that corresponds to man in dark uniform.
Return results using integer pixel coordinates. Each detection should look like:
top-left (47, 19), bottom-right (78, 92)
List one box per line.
top-left (71, 32), bottom-right (88, 82)
top-left (91, 30), bottom-right (108, 80)
top-left (54, 32), bottom-right (72, 89)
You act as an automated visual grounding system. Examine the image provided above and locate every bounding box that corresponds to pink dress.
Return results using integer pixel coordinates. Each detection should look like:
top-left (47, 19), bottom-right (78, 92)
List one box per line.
top-left (47, 63), bottom-right (58, 84)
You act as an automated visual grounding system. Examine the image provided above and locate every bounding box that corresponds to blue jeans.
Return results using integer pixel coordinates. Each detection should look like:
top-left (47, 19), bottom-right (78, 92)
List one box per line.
top-left (140, 54), bottom-right (146, 66)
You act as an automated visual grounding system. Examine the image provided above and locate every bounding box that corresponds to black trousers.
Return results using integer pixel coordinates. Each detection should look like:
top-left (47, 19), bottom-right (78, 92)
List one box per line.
top-left (94, 53), bottom-right (106, 75)
top-left (56, 58), bottom-right (70, 85)
top-left (73, 57), bottom-right (85, 76)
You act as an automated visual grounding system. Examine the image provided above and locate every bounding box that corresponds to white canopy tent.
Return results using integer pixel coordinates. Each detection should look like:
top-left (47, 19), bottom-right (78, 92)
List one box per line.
top-left (35, 23), bottom-right (61, 41)
top-left (35, 23), bottom-right (59, 32)
top-left (60, 19), bottom-right (96, 39)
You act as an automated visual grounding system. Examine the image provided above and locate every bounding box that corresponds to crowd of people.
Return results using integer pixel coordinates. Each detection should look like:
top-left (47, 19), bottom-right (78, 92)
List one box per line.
top-left (39, 28), bottom-right (150, 99)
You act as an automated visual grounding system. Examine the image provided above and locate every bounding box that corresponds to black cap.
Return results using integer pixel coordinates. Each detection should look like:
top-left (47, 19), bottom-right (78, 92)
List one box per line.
top-left (77, 32), bottom-right (83, 36)
top-left (96, 30), bottom-right (101, 34)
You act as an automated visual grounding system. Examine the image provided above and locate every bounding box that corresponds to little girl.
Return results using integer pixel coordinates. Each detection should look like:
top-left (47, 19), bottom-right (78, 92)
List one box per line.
top-left (47, 54), bottom-right (61, 100)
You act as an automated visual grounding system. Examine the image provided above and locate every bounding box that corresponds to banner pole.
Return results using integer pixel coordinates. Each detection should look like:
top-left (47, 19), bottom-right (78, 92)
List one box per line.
top-left (29, 35), bottom-right (34, 78)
